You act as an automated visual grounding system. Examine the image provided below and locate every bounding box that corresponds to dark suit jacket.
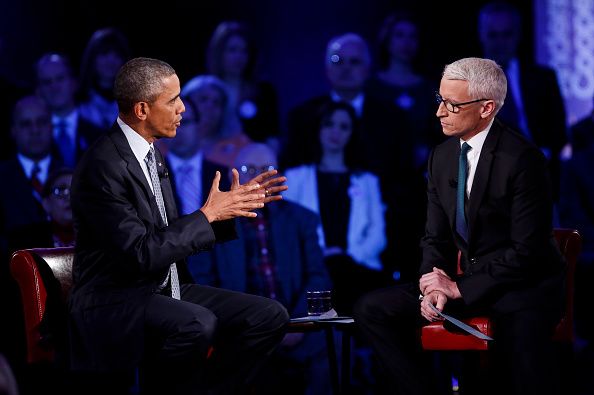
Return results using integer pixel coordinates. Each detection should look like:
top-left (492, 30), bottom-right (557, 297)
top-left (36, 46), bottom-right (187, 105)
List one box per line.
top-left (0, 156), bottom-right (61, 239)
top-left (420, 119), bottom-right (564, 314)
top-left (68, 124), bottom-right (235, 371)
top-left (190, 201), bottom-right (331, 317)
top-left (51, 116), bottom-right (105, 166)
top-left (519, 64), bottom-right (567, 156)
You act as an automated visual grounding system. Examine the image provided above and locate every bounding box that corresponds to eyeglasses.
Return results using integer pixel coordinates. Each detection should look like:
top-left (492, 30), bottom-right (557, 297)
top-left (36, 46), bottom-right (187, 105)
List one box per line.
top-left (239, 165), bottom-right (275, 177)
top-left (50, 186), bottom-right (71, 200)
top-left (435, 92), bottom-right (489, 114)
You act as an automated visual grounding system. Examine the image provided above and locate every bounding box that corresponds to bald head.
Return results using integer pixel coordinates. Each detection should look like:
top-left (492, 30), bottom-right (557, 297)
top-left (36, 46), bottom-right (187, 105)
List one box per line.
top-left (234, 143), bottom-right (277, 184)
top-left (36, 53), bottom-right (78, 115)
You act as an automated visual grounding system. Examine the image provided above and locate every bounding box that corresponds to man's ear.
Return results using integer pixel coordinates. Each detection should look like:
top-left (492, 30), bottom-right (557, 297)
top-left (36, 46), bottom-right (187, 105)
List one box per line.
top-left (481, 100), bottom-right (496, 119)
top-left (133, 101), bottom-right (149, 121)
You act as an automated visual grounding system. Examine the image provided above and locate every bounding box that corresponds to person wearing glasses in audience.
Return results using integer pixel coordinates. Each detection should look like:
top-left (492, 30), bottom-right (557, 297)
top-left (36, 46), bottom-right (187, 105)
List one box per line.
top-left (8, 168), bottom-right (75, 251)
top-left (354, 57), bottom-right (565, 395)
top-left (190, 142), bottom-right (332, 395)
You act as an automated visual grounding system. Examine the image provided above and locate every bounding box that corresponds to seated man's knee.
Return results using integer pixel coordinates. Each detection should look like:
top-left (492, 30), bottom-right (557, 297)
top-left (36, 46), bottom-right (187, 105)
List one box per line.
top-left (176, 309), bottom-right (218, 357)
top-left (255, 299), bottom-right (289, 330)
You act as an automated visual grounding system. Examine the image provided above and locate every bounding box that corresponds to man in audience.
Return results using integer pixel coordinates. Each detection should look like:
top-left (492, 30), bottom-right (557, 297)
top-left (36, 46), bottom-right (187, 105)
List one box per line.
top-left (190, 142), bottom-right (332, 395)
top-left (478, 2), bottom-right (567, 202)
top-left (36, 53), bottom-right (105, 168)
top-left (0, 95), bottom-right (62, 390)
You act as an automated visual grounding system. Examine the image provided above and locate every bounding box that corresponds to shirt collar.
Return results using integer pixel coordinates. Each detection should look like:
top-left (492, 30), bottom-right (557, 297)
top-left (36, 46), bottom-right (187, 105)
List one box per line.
top-left (460, 118), bottom-right (494, 153)
top-left (52, 110), bottom-right (78, 138)
top-left (330, 91), bottom-right (365, 117)
top-left (117, 117), bottom-right (152, 163)
top-left (17, 153), bottom-right (52, 179)
top-left (167, 150), bottom-right (204, 171)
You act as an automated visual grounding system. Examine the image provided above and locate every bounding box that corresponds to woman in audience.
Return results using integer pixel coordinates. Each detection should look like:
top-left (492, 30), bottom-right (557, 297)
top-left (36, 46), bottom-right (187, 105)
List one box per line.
top-left (282, 101), bottom-right (391, 315)
top-left (206, 21), bottom-right (280, 147)
top-left (78, 27), bottom-right (130, 129)
top-left (181, 74), bottom-right (250, 168)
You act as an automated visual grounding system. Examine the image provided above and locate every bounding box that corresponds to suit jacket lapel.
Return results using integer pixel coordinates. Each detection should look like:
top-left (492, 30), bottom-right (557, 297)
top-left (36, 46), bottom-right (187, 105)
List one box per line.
top-left (443, 139), bottom-right (460, 233)
top-left (467, 120), bottom-right (502, 244)
top-left (107, 124), bottom-right (155, 210)
top-left (154, 148), bottom-right (178, 221)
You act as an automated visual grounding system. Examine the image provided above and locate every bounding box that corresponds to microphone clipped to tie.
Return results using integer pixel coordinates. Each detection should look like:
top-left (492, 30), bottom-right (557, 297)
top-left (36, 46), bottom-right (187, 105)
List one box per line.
top-left (157, 161), bottom-right (169, 179)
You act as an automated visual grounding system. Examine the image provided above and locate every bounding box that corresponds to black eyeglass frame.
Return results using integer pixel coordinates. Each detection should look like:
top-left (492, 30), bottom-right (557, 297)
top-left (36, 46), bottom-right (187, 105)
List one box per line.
top-left (435, 92), bottom-right (490, 113)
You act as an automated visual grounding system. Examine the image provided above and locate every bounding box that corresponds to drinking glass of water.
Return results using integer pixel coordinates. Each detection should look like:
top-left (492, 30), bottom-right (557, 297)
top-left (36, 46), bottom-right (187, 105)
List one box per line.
top-left (306, 290), bottom-right (332, 316)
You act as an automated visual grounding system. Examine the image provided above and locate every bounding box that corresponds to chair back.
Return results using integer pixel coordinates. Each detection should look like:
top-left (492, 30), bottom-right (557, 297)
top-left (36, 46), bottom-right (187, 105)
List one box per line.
top-left (10, 247), bottom-right (74, 363)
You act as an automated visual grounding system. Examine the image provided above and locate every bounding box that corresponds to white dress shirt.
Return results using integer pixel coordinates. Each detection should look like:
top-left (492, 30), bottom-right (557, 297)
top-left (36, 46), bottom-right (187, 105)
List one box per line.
top-left (460, 119), bottom-right (493, 197)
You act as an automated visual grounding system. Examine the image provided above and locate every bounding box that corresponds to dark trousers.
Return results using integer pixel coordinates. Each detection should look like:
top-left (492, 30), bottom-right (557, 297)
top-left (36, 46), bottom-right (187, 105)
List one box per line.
top-left (353, 283), bottom-right (561, 395)
top-left (140, 284), bottom-right (289, 395)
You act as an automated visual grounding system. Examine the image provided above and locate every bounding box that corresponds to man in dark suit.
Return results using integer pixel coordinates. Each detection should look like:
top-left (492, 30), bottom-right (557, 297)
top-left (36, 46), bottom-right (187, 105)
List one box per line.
top-left (478, 2), bottom-right (567, 201)
top-left (36, 53), bottom-right (105, 168)
top-left (0, 95), bottom-right (62, 389)
top-left (68, 57), bottom-right (289, 395)
top-left (163, 96), bottom-right (230, 214)
top-left (0, 95), bottom-right (63, 253)
top-left (354, 57), bottom-right (565, 395)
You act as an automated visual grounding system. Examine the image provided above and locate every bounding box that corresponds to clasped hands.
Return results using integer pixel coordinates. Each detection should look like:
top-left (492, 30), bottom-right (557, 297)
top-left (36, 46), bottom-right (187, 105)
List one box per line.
top-left (419, 267), bottom-right (462, 322)
top-left (200, 168), bottom-right (287, 223)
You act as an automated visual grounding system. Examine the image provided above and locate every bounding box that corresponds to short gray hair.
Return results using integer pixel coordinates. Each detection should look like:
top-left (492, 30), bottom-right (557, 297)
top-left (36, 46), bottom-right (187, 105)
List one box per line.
top-left (113, 57), bottom-right (176, 113)
top-left (325, 33), bottom-right (371, 66)
top-left (442, 57), bottom-right (507, 113)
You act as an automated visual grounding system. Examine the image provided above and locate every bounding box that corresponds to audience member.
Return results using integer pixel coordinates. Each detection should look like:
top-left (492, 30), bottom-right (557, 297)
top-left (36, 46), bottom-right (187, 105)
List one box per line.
top-left (8, 168), bottom-right (75, 252)
top-left (0, 95), bottom-right (62, 395)
top-left (164, 93), bottom-right (231, 284)
top-left (282, 101), bottom-right (392, 316)
top-left (192, 142), bottom-right (332, 395)
top-left (78, 27), bottom-right (130, 129)
top-left (181, 74), bottom-right (251, 168)
top-left (67, 57), bottom-right (289, 395)
top-left (0, 96), bottom-right (62, 251)
top-left (281, 32), bottom-right (420, 281)
top-left (478, 2), bottom-right (567, 201)
top-left (354, 57), bottom-right (564, 395)
top-left (164, 96), bottom-right (230, 213)
top-left (36, 53), bottom-right (105, 168)
top-left (206, 21), bottom-right (280, 146)
top-left (367, 11), bottom-right (443, 169)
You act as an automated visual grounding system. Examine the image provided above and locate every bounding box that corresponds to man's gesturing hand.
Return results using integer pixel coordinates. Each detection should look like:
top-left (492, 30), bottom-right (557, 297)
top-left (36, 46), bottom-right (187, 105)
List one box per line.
top-left (200, 169), bottom-right (288, 223)
top-left (239, 168), bottom-right (288, 203)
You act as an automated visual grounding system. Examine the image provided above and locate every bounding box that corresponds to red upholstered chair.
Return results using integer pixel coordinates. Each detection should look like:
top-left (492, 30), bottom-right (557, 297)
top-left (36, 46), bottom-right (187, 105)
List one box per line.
top-left (421, 228), bottom-right (582, 350)
top-left (10, 247), bottom-right (74, 364)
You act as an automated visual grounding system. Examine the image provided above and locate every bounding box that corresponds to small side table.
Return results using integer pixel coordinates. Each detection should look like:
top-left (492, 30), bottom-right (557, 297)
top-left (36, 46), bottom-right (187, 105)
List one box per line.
top-left (288, 317), bottom-right (355, 395)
